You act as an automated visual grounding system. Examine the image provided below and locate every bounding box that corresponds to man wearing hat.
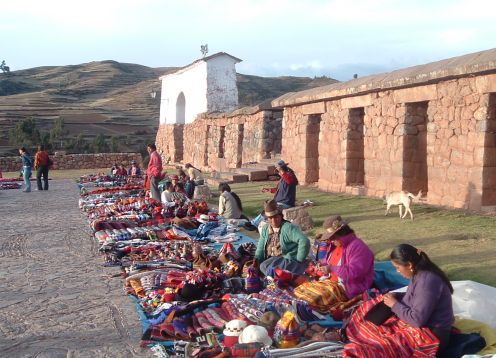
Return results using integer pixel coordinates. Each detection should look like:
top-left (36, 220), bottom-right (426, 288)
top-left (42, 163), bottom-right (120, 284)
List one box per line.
top-left (273, 160), bottom-right (298, 208)
top-left (316, 215), bottom-right (374, 299)
top-left (254, 200), bottom-right (310, 275)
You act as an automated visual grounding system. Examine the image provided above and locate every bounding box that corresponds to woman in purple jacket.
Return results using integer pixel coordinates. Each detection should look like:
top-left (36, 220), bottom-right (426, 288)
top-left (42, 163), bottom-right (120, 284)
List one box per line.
top-left (316, 215), bottom-right (375, 299)
top-left (384, 244), bottom-right (454, 355)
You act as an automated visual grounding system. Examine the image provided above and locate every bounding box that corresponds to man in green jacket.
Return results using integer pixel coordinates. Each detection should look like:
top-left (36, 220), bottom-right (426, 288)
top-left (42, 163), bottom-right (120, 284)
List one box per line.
top-left (255, 200), bottom-right (310, 275)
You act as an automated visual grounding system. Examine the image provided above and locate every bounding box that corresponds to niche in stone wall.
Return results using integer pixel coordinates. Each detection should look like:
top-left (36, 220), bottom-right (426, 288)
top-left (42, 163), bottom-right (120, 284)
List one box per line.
top-left (237, 124), bottom-right (244, 167)
top-left (482, 93), bottom-right (496, 206)
top-left (218, 126), bottom-right (226, 159)
top-left (403, 101), bottom-right (428, 195)
top-left (346, 107), bottom-right (365, 186)
top-left (306, 114), bottom-right (322, 183)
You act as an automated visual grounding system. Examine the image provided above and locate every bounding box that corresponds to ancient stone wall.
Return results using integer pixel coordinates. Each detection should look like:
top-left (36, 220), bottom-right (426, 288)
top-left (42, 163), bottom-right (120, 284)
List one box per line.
top-left (280, 73), bottom-right (496, 211)
top-left (0, 153), bottom-right (142, 172)
top-left (156, 124), bottom-right (184, 163)
top-left (155, 109), bottom-right (282, 172)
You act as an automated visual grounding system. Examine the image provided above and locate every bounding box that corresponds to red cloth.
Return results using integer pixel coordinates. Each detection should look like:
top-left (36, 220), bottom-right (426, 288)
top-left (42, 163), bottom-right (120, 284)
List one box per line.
top-left (281, 171), bottom-right (297, 185)
top-left (343, 296), bottom-right (440, 357)
top-left (328, 246), bottom-right (343, 282)
top-left (147, 150), bottom-right (163, 178)
top-left (34, 151), bottom-right (49, 168)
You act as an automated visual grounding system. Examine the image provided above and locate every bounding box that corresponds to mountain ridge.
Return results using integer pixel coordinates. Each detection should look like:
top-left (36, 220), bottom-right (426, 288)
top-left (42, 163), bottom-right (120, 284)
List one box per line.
top-left (0, 61), bottom-right (338, 156)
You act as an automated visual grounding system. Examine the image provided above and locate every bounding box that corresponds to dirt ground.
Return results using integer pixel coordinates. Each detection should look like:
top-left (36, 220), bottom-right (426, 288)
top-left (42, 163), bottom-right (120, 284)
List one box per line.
top-left (0, 180), bottom-right (153, 358)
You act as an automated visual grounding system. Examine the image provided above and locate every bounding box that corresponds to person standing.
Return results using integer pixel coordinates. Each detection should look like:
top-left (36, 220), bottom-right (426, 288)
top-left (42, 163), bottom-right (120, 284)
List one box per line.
top-left (34, 144), bottom-right (50, 191)
top-left (19, 147), bottom-right (33, 193)
top-left (273, 160), bottom-right (298, 208)
top-left (146, 143), bottom-right (163, 201)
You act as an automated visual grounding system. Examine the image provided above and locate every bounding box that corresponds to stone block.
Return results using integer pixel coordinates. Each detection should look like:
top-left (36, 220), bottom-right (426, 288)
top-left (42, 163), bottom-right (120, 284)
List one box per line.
top-left (393, 84), bottom-right (438, 103)
top-left (341, 94), bottom-right (373, 109)
top-left (282, 206), bottom-right (314, 232)
top-left (193, 185), bottom-right (212, 200)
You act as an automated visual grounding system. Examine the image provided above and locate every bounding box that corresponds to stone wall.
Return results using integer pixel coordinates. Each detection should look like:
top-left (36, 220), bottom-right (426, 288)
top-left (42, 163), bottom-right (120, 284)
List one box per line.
top-left (155, 108), bottom-right (283, 172)
top-left (156, 123), bottom-right (184, 163)
top-left (279, 73), bottom-right (496, 211)
top-left (0, 153), bottom-right (142, 172)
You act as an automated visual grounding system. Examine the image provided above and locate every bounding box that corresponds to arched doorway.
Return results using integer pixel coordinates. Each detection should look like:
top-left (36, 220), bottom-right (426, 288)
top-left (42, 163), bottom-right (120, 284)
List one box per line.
top-left (176, 92), bottom-right (186, 124)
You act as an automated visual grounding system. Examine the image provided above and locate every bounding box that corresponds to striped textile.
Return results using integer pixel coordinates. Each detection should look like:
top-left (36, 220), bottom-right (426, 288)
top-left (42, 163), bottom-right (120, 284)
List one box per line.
top-left (343, 296), bottom-right (440, 357)
top-left (293, 279), bottom-right (348, 313)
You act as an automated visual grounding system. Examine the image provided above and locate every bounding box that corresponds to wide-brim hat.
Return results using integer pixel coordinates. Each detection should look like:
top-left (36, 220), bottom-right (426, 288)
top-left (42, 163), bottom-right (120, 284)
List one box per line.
top-left (223, 319), bottom-right (247, 337)
top-left (264, 200), bottom-right (281, 218)
top-left (238, 325), bottom-right (272, 347)
top-left (322, 215), bottom-right (348, 240)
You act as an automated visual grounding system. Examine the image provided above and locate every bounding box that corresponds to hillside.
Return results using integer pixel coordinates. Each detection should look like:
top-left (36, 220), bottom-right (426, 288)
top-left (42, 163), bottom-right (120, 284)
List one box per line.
top-left (0, 61), bottom-right (338, 156)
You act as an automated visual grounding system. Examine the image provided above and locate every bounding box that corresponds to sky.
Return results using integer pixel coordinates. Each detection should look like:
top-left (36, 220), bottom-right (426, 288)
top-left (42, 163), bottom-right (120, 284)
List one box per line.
top-left (1, 0), bottom-right (495, 81)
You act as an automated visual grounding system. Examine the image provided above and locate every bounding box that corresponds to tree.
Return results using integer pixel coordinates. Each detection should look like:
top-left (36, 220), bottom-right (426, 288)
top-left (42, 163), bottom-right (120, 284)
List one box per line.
top-left (92, 133), bottom-right (108, 153)
top-left (67, 134), bottom-right (89, 153)
top-left (8, 117), bottom-right (41, 147)
top-left (0, 60), bottom-right (10, 74)
top-left (110, 136), bottom-right (120, 152)
top-left (50, 117), bottom-right (68, 149)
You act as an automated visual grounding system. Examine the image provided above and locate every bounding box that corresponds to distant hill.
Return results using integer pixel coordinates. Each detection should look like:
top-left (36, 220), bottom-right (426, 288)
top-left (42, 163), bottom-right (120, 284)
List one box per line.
top-left (0, 61), bottom-right (338, 156)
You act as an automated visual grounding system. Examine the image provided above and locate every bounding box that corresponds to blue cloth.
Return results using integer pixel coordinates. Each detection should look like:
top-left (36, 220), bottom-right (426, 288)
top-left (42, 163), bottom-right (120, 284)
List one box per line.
top-left (373, 261), bottom-right (410, 290)
top-left (194, 221), bottom-right (220, 240)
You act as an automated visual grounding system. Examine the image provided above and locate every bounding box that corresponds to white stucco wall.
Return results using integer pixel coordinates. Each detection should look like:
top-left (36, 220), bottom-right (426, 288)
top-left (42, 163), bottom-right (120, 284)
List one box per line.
top-left (159, 61), bottom-right (208, 124)
top-left (159, 54), bottom-right (240, 125)
top-left (206, 56), bottom-right (239, 113)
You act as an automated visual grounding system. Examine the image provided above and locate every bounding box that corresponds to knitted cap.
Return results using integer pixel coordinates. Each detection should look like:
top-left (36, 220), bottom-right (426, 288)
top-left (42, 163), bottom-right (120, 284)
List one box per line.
top-left (274, 311), bottom-right (300, 348)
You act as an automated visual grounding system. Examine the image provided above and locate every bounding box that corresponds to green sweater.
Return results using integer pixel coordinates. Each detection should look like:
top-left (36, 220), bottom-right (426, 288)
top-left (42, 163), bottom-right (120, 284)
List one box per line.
top-left (255, 221), bottom-right (310, 263)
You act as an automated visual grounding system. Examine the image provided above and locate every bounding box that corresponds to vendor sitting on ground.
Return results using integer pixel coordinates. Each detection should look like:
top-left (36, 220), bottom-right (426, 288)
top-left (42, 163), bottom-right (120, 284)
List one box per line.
top-left (314, 215), bottom-right (374, 299)
top-left (128, 160), bottom-right (142, 176)
top-left (160, 181), bottom-right (176, 208)
top-left (254, 200), bottom-right (310, 276)
top-left (184, 163), bottom-right (204, 184)
top-left (115, 164), bottom-right (128, 176)
top-left (218, 182), bottom-right (243, 220)
top-left (344, 244), bottom-right (454, 357)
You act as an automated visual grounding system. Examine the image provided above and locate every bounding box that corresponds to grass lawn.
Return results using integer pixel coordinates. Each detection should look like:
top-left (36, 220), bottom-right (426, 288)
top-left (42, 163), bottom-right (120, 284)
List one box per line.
top-left (211, 181), bottom-right (496, 287)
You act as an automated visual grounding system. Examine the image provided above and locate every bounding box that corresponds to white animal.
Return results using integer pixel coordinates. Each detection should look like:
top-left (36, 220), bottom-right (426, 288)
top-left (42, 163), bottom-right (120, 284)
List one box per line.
top-left (384, 190), bottom-right (423, 220)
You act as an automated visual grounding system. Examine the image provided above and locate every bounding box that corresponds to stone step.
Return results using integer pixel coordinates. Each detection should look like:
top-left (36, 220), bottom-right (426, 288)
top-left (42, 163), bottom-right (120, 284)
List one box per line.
top-left (234, 167), bottom-right (268, 181)
top-left (207, 171), bottom-right (249, 185)
top-left (242, 160), bottom-right (278, 176)
top-left (206, 176), bottom-right (233, 186)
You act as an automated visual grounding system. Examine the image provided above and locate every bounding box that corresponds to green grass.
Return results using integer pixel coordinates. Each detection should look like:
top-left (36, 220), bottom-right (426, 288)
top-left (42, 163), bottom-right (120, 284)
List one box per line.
top-left (210, 181), bottom-right (496, 287)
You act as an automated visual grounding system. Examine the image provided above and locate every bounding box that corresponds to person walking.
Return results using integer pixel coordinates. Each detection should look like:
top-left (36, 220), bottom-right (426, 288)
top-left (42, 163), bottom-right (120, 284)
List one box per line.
top-left (145, 143), bottom-right (163, 201)
top-left (34, 144), bottom-right (50, 191)
top-left (19, 147), bottom-right (33, 193)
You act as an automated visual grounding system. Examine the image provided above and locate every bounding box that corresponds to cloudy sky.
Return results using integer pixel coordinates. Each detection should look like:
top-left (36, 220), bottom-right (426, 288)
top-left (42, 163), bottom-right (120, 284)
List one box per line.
top-left (1, 0), bottom-right (495, 80)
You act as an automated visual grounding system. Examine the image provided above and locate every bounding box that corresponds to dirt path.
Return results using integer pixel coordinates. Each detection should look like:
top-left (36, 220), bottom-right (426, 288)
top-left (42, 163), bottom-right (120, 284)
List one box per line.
top-left (0, 180), bottom-right (153, 358)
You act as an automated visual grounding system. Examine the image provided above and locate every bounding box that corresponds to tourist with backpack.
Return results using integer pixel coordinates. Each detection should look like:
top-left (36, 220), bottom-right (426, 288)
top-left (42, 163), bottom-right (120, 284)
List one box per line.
top-left (19, 147), bottom-right (33, 192)
top-left (34, 144), bottom-right (51, 191)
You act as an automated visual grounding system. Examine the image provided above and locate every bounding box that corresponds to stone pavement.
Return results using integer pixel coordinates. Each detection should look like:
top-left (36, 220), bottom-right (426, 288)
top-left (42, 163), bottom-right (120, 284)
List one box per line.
top-left (0, 180), bottom-right (153, 358)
